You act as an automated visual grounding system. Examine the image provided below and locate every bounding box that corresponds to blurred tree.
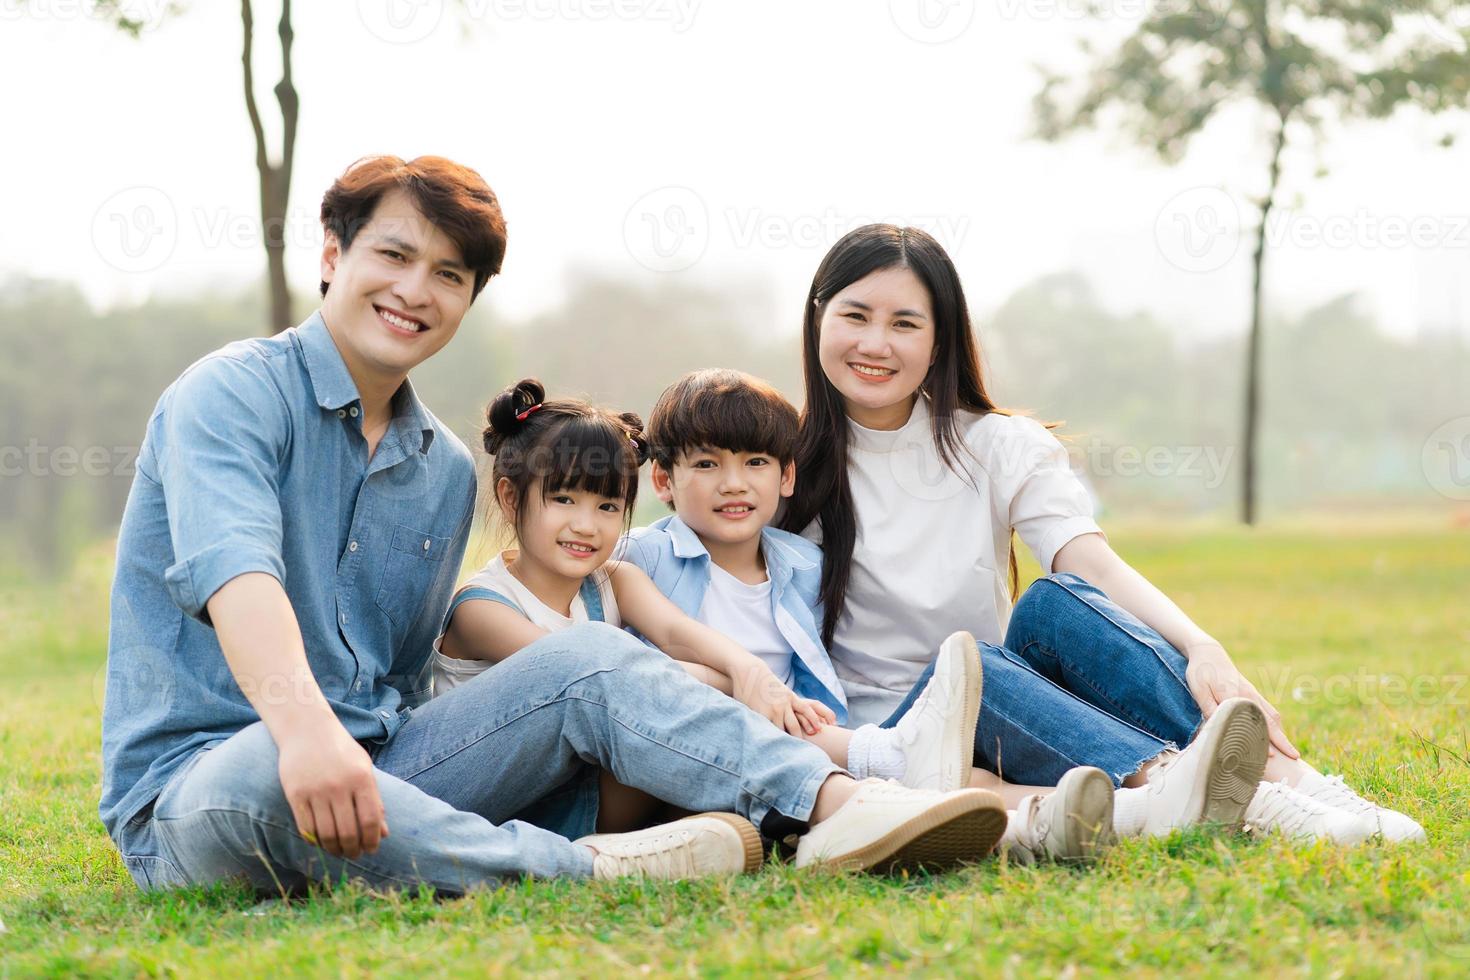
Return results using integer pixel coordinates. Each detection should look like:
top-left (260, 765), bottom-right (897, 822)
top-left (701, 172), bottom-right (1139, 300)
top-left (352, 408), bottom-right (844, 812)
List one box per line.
top-left (98, 0), bottom-right (299, 334)
top-left (1033, 0), bottom-right (1470, 523)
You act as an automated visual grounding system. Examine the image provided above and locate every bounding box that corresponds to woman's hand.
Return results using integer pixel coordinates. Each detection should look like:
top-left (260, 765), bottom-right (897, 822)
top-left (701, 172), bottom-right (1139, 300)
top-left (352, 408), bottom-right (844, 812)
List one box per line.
top-left (1184, 641), bottom-right (1298, 759)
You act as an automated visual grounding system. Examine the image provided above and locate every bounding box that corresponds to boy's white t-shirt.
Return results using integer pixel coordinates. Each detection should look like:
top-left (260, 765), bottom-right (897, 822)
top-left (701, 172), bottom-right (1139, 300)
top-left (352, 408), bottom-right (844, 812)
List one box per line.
top-left (801, 395), bottom-right (1103, 726)
top-left (695, 562), bottom-right (795, 687)
top-left (431, 550), bottom-right (620, 695)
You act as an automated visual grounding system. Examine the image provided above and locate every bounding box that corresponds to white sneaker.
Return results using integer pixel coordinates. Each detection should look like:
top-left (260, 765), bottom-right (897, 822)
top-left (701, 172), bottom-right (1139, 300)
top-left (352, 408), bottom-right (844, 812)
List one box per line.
top-left (1002, 766), bottom-right (1116, 864)
top-left (793, 779), bottom-right (1008, 873)
top-left (576, 812), bottom-right (763, 879)
top-left (890, 631), bottom-right (983, 792)
top-left (1244, 780), bottom-right (1377, 844)
top-left (1296, 774), bottom-right (1427, 843)
top-left (1142, 697), bottom-right (1268, 836)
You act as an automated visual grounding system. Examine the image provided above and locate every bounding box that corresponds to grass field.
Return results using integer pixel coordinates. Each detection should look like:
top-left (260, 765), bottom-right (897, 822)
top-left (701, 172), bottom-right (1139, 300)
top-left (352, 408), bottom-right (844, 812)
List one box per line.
top-left (2, 521), bottom-right (1469, 977)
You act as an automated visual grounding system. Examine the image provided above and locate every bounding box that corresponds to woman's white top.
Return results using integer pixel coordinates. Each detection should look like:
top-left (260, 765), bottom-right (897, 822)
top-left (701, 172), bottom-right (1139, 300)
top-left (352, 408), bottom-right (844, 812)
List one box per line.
top-left (801, 395), bottom-right (1103, 726)
top-left (696, 562), bottom-right (796, 687)
top-left (431, 550), bottom-right (620, 695)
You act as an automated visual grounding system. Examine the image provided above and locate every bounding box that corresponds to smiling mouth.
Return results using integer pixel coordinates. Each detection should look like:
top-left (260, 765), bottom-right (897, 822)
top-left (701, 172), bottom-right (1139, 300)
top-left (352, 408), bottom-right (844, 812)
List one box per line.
top-left (376, 305), bottom-right (428, 334)
top-left (558, 541), bottom-right (597, 558)
top-left (715, 504), bottom-right (755, 518)
top-left (848, 362), bottom-right (897, 378)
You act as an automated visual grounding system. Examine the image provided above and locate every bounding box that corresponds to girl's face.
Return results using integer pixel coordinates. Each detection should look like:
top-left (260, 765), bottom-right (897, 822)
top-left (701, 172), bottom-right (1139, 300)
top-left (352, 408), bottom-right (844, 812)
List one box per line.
top-left (816, 265), bottom-right (936, 431)
top-left (500, 479), bottom-right (627, 580)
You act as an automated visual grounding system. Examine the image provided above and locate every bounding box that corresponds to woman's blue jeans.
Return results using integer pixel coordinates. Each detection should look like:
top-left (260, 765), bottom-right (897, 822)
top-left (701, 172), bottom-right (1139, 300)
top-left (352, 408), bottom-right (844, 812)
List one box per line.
top-left (880, 573), bottom-right (1205, 787)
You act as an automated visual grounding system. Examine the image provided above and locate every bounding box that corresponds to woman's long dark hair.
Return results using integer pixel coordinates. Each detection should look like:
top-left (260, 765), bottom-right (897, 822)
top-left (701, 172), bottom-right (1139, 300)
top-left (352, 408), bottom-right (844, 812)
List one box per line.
top-left (778, 224), bottom-right (1019, 648)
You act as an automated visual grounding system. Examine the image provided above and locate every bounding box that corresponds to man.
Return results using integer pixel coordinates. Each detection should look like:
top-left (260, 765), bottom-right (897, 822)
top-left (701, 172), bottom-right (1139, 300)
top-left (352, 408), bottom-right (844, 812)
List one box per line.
top-left (100, 154), bottom-right (1005, 894)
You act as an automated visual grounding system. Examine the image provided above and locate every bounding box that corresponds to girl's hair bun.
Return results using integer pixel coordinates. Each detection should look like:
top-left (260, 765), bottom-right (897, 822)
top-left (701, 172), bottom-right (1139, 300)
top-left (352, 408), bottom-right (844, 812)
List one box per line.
top-left (619, 411), bottom-right (650, 467)
top-left (484, 378), bottom-right (546, 456)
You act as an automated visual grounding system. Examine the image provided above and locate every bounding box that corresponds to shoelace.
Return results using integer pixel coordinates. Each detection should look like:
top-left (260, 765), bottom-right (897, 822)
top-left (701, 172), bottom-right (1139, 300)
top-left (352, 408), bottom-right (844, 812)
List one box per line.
top-left (1247, 782), bottom-right (1338, 835)
top-left (595, 828), bottom-right (698, 878)
top-left (1306, 775), bottom-right (1377, 815)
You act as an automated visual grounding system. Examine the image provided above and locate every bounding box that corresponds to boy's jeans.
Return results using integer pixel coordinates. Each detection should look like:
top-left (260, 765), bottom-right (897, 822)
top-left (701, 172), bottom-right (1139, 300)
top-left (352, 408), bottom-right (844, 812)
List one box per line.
top-left (881, 573), bottom-right (1205, 787)
top-left (113, 623), bottom-right (840, 894)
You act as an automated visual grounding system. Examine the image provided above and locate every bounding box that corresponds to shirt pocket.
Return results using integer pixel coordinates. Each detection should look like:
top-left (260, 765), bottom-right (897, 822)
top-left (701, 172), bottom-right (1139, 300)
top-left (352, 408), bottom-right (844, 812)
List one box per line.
top-left (375, 523), bottom-right (451, 627)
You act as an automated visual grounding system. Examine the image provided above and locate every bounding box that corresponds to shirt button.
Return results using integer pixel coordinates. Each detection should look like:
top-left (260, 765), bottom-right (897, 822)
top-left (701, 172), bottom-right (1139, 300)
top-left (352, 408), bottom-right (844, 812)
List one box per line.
top-left (340, 612), bottom-right (348, 625)
top-left (349, 406), bottom-right (360, 418)
top-left (422, 539), bottom-right (431, 551)
top-left (349, 540), bottom-right (358, 552)
top-left (337, 409), bottom-right (347, 419)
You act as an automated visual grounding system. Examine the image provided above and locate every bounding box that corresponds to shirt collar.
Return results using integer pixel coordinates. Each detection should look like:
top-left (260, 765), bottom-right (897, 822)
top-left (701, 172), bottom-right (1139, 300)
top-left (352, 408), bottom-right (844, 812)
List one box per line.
top-left (665, 514), bottom-right (711, 560)
top-left (298, 310), bottom-right (436, 455)
top-left (846, 393), bottom-right (931, 454)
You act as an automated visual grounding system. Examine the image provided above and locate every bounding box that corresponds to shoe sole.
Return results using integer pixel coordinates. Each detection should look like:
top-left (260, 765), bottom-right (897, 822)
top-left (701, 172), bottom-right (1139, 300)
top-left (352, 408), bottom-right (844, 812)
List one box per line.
top-left (690, 812), bottom-right (765, 874)
top-left (939, 632), bottom-right (984, 794)
top-left (824, 789), bottom-right (1008, 874)
top-left (1195, 699), bottom-right (1269, 829)
top-left (1050, 766), bottom-right (1116, 861)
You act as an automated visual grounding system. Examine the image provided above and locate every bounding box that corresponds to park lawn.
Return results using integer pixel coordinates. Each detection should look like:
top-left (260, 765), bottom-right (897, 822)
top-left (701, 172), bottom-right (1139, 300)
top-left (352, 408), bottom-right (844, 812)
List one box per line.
top-left (2, 521), bottom-right (1468, 977)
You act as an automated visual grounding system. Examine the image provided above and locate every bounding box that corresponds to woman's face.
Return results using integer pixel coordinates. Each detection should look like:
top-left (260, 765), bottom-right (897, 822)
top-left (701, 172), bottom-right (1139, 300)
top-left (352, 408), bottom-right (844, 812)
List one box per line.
top-left (816, 265), bottom-right (936, 431)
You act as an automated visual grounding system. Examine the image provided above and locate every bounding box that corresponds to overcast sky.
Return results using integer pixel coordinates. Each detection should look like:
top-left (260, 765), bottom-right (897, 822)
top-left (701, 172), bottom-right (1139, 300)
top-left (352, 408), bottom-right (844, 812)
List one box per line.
top-left (5, 0), bottom-right (1468, 341)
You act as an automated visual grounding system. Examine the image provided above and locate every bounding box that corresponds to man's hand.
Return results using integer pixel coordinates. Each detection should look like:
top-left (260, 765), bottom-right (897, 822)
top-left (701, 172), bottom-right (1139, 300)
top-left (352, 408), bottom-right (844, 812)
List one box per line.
top-left (1184, 641), bottom-right (1298, 759)
top-left (277, 720), bottom-right (389, 859)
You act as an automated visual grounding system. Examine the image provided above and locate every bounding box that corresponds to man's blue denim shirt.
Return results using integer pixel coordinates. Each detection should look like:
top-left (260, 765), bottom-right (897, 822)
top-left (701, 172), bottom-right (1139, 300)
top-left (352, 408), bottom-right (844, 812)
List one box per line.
top-left (100, 311), bottom-right (477, 843)
top-left (619, 514), bottom-right (848, 724)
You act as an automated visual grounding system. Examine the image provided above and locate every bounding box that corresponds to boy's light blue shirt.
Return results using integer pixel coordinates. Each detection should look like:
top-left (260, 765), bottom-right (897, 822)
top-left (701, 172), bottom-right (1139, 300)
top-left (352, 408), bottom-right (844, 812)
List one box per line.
top-left (619, 514), bottom-right (848, 725)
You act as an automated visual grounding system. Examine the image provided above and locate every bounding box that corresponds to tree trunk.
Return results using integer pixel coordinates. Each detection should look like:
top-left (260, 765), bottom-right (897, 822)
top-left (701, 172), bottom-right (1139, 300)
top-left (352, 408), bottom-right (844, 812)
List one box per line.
top-left (241, 0), bottom-right (299, 334)
top-left (1244, 110), bottom-right (1288, 525)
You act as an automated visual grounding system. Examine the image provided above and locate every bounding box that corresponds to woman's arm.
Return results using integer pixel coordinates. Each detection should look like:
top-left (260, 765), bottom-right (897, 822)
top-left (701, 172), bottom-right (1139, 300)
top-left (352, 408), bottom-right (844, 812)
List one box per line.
top-left (1052, 532), bottom-right (1299, 759)
top-left (439, 597), bottom-right (549, 664)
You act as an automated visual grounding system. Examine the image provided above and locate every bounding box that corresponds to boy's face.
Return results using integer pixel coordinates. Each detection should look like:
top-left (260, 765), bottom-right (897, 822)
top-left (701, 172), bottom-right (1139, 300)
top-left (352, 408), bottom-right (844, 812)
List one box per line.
top-left (319, 187), bottom-right (476, 387)
top-left (652, 447), bottom-right (796, 551)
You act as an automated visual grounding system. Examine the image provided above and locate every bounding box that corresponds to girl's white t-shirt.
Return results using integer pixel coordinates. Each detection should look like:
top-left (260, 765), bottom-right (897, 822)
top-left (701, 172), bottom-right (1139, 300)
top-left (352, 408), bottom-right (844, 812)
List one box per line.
top-left (801, 395), bottom-right (1103, 726)
top-left (431, 550), bottom-right (620, 695)
top-left (696, 562), bottom-right (795, 687)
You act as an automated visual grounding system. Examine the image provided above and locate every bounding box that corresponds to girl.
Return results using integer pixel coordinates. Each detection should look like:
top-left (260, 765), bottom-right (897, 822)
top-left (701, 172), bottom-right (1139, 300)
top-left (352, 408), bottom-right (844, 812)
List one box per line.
top-left (434, 378), bottom-right (1007, 834)
top-left (778, 223), bottom-right (1425, 847)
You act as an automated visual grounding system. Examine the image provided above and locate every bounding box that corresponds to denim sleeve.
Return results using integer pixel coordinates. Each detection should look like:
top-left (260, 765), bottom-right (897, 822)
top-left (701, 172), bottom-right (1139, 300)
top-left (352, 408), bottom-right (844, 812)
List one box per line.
top-left (152, 356), bottom-right (290, 624)
top-left (617, 532), bottom-right (658, 577)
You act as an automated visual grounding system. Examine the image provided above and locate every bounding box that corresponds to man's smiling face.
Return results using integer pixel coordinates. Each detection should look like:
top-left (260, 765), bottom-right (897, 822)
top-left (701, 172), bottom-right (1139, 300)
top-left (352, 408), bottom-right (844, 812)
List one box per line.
top-left (318, 187), bottom-right (476, 385)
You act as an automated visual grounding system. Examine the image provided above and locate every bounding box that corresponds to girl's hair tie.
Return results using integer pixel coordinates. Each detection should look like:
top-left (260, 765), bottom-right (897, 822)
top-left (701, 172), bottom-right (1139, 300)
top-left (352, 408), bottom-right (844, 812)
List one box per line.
top-left (515, 402), bottom-right (544, 422)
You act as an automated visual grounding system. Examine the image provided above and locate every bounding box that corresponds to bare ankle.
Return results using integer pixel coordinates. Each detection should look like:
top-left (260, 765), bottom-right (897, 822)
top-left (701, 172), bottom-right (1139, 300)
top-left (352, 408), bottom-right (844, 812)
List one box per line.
top-left (810, 773), bottom-right (858, 824)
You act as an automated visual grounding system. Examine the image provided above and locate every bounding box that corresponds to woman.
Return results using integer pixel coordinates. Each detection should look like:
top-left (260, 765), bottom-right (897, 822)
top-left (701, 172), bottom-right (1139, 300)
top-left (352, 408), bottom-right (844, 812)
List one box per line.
top-left (778, 224), bottom-right (1425, 850)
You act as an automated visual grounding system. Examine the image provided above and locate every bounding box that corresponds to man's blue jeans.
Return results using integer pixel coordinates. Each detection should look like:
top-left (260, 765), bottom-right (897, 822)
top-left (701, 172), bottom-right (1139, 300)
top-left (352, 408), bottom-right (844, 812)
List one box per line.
top-left (881, 573), bottom-right (1205, 787)
top-left (113, 623), bottom-right (841, 894)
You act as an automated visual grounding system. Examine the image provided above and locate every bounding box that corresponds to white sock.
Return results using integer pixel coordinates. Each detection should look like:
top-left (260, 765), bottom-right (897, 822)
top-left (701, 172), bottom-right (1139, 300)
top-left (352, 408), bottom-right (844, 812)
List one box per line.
top-left (1112, 785), bottom-right (1151, 837)
top-left (845, 725), bottom-right (906, 781)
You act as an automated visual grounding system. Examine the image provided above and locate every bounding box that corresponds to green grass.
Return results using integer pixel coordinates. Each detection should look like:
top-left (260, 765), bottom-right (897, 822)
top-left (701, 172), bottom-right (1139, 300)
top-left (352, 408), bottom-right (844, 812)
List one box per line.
top-left (3, 521), bottom-right (1469, 977)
